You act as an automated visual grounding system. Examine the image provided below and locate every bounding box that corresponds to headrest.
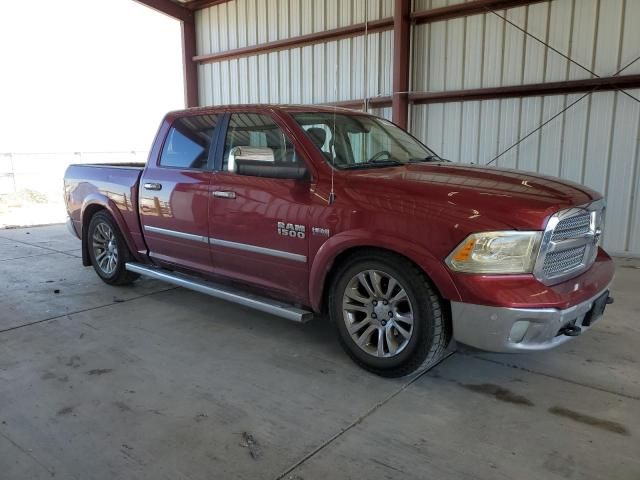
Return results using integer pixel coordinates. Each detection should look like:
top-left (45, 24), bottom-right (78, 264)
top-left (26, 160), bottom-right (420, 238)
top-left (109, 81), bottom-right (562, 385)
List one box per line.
top-left (306, 128), bottom-right (327, 149)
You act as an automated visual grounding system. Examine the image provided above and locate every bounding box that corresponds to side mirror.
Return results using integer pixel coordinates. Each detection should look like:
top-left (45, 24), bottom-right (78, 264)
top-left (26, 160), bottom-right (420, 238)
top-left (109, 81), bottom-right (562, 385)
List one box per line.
top-left (229, 145), bottom-right (309, 181)
top-left (228, 146), bottom-right (275, 173)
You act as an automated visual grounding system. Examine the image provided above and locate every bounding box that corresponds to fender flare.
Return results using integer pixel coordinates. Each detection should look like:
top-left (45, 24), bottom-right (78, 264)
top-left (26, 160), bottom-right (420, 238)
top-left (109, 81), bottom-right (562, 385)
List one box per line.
top-left (308, 229), bottom-right (462, 312)
top-left (80, 193), bottom-right (139, 266)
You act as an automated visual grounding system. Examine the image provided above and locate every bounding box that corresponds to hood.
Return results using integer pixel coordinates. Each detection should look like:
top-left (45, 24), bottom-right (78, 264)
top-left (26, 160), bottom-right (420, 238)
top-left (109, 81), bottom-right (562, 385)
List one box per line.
top-left (342, 163), bottom-right (598, 230)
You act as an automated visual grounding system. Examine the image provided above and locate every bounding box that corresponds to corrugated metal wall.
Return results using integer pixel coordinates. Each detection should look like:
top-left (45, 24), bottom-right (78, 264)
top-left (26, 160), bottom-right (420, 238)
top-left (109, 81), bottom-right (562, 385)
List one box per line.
top-left (194, 0), bottom-right (639, 255)
top-left (195, 0), bottom-right (394, 105)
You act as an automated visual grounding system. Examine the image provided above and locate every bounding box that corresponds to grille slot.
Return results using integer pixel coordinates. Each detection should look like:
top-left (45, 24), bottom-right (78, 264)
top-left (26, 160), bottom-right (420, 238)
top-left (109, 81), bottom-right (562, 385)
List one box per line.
top-left (551, 212), bottom-right (591, 241)
top-left (542, 245), bottom-right (587, 277)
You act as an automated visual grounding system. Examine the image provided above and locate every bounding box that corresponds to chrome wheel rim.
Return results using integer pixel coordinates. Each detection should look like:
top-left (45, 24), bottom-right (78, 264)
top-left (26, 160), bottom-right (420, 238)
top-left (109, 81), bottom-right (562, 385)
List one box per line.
top-left (92, 222), bottom-right (118, 275)
top-left (342, 270), bottom-right (414, 358)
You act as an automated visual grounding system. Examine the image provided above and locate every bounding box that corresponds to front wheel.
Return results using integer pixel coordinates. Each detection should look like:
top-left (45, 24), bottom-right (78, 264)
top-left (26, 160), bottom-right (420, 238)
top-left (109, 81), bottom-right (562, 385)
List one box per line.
top-left (87, 211), bottom-right (139, 286)
top-left (329, 251), bottom-right (450, 377)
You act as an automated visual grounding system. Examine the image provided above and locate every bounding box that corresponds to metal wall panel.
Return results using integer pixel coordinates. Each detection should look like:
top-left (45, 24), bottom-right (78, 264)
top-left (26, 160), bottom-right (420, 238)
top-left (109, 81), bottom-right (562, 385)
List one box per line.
top-left (410, 88), bottom-right (640, 255)
top-left (196, 0), bottom-right (394, 106)
top-left (195, 0), bottom-right (394, 56)
top-left (412, 0), bottom-right (639, 93)
top-left (197, 31), bottom-right (392, 105)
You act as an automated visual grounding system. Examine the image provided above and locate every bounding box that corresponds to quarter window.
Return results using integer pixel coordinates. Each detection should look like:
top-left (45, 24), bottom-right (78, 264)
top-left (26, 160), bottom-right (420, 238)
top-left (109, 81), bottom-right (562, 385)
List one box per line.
top-left (160, 115), bottom-right (218, 169)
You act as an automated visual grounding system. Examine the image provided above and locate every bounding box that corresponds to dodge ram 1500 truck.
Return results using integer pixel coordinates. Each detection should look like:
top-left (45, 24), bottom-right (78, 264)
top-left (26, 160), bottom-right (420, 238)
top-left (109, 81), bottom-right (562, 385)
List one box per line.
top-left (64, 105), bottom-right (614, 377)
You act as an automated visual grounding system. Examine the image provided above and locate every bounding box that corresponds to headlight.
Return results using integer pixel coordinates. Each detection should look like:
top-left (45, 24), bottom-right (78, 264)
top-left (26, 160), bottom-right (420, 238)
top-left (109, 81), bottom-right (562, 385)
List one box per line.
top-left (445, 231), bottom-right (542, 274)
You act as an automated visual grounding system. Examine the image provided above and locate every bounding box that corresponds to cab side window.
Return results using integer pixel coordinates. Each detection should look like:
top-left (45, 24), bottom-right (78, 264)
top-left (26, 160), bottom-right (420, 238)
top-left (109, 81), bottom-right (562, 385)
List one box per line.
top-left (160, 115), bottom-right (218, 169)
top-left (222, 113), bottom-right (307, 179)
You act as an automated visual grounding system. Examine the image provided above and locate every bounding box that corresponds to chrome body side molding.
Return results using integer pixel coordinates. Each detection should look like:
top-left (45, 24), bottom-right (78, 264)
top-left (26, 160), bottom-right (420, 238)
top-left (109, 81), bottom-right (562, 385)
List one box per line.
top-left (125, 262), bottom-right (313, 323)
top-left (208, 238), bottom-right (307, 263)
top-left (144, 225), bottom-right (208, 243)
top-left (143, 225), bottom-right (307, 263)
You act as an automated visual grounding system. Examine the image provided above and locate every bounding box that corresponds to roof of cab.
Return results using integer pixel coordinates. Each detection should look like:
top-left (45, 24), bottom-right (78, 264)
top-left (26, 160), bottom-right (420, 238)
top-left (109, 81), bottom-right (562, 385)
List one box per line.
top-left (165, 103), bottom-right (372, 121)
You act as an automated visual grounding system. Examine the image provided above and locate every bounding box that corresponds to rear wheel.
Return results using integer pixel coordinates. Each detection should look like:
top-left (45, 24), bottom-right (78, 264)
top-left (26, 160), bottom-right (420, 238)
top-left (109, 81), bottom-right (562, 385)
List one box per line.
top-left (329, 251), bottom-right (450, 377)
top-left (87, 211), bottom-right (139, 286)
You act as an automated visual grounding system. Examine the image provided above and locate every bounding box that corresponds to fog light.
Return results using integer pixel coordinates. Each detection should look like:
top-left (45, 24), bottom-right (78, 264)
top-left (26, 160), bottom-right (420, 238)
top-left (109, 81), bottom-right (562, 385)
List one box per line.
top-left (509, 321), bottom-right (530, 343)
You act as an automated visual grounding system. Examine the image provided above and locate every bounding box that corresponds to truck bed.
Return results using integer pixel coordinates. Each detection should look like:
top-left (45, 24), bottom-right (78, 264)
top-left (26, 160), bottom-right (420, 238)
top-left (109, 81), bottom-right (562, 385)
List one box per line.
top-left (64, 163), bottom-right (147, 257)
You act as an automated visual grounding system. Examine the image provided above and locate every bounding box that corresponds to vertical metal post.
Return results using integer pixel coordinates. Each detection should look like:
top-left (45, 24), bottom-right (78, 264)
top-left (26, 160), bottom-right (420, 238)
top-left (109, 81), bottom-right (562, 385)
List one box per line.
top-left (392, 0), bottom-right (411, 129)
top-left (182, 15), bottom-right (199, 108)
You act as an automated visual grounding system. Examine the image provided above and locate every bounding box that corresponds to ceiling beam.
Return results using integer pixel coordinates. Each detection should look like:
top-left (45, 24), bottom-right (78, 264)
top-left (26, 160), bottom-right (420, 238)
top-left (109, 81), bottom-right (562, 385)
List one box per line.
top-left (182, 0), bottom-right (231, 10)
top-left (408, 75), bottom-right (640, 104)
top-left (132, 0), bottom-right (192, 22)
top-left (411, 0), bottom-right (547, 24)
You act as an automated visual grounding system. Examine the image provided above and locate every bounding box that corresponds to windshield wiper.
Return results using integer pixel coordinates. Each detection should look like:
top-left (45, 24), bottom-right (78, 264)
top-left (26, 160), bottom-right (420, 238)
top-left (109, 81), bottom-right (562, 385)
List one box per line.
top-left (341, 159), bottom-right (403, 169)
top-left (408, 155), bottom-right (443, 163)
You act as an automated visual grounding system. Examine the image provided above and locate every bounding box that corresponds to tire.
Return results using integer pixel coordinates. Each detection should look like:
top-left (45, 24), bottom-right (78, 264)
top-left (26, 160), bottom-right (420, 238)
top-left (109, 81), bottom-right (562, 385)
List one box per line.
top-left (87, 211), bottom-right (139, 286)
top-left (329, 251), bottom-right (450, 377)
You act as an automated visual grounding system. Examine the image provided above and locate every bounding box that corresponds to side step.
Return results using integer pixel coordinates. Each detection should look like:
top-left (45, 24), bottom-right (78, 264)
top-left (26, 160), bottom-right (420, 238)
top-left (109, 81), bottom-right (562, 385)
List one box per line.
top-left (126, 262), bottom-right (313, 323)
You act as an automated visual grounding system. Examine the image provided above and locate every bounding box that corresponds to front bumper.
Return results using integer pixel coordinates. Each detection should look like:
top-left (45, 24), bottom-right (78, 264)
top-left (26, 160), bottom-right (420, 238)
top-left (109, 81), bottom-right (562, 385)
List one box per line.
top-left (451, 286), bottom-right (611, 352)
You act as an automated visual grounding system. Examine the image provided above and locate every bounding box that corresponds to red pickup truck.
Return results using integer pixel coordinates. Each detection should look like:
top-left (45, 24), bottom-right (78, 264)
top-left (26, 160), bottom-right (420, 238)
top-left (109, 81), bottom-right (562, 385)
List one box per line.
top-left (64, 105), bottom-right (614, 377)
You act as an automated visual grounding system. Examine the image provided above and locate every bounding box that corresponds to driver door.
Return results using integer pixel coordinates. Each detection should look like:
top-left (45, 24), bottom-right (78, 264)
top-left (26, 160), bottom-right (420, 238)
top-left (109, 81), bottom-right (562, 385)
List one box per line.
top-left (208, 112), bottom-right (312, 304)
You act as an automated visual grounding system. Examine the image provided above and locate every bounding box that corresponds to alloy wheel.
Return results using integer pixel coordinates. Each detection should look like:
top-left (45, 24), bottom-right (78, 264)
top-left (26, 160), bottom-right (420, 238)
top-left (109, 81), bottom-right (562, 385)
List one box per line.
top-left (92, 221), bottom-right (118, 275)
top-left (342, 269), bottom-right (414, 357)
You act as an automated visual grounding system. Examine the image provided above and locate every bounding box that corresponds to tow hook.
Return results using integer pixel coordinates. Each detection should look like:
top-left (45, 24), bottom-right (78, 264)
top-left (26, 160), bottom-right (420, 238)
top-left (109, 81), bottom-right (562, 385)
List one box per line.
top-left (559, 325), bottom-right (582, 337)
top-left (606, 296), bottom-right (615, 305)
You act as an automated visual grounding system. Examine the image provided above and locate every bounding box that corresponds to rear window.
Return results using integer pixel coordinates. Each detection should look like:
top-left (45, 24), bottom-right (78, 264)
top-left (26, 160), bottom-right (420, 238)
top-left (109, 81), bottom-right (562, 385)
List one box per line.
top-left (160, 115), bottom-right (218, 169)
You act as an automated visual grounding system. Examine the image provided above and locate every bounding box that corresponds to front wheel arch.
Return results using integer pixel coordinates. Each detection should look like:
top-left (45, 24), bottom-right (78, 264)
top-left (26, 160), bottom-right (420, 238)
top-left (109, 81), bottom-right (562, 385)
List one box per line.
top-left (308, 232), bottom-right (462, 313)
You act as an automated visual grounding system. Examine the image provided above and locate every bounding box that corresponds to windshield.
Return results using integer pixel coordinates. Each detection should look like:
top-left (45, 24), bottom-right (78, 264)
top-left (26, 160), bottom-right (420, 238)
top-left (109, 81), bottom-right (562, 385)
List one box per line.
top-left (292, 112), bottom-right (440, 169)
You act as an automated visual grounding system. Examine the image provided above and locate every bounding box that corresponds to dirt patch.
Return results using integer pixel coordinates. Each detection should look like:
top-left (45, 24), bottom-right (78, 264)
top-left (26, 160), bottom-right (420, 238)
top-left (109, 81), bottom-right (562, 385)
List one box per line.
top-left (86, 368), bottom-right (113, 376)
top-left (56, 406), bottom-right (75, 416)
top-left (113, 401), bottom-right (132, 412)
top-left (548, 406), bottom-right (629, 436)
top-left (463, 383), bottom-right (534, 406)
top-left (240, 432), bottom-right (262, 460)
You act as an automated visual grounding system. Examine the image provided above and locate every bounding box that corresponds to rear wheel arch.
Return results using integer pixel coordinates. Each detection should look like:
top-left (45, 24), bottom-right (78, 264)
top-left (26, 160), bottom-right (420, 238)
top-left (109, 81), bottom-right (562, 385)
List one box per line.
top-left (80, 200), bottom-right (138, 267)
top-left (81, 204), bottom-right (107, 266)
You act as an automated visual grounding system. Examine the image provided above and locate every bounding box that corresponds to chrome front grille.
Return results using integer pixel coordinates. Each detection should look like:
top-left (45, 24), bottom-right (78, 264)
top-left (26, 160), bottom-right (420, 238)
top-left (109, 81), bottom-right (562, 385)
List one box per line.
top-left (534, 200), bottom-right (605, 285)
top-left (551, 213), bottom-right (591, 241)
top-left (542, 245), bottom-right (587, 277)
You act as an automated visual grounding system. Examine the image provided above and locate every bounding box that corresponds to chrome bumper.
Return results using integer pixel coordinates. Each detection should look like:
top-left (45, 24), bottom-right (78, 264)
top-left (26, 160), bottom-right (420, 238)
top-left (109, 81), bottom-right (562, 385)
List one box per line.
top-left (66, 216), bottom-right (80, 239)
top-left (451, 287), bottom-right (610, 352)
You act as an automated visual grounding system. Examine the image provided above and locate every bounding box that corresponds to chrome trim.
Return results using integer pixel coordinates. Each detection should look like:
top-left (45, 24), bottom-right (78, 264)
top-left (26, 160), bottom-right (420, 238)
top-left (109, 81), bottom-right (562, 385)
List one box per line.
top-left (451, 285), bottom-right (611, 352)
top-left (213, 190), bottom-right (236, 199)
top-left (144, 225), bottom-right (208, 243)
top-left (533, 199), bottom-right (606, 285)
top-left (209, 238), bottom-right (307, 263)
top-left (125, 262), bottom-right (313, 322)
top-left (143, 225), bottom-right (307, 262)
top-left (143, 182), bottom-right (162, 191)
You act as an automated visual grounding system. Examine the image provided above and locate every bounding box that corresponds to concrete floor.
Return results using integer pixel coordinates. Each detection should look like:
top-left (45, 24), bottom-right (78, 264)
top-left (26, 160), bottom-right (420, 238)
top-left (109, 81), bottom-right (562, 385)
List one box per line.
top-left (0, 224), bottom-right (639, 480)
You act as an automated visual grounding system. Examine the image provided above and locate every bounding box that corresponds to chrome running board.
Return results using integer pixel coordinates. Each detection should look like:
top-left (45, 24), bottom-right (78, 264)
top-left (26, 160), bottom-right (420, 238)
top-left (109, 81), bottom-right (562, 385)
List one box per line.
top-left (125, 262), bottom-right (313, 323)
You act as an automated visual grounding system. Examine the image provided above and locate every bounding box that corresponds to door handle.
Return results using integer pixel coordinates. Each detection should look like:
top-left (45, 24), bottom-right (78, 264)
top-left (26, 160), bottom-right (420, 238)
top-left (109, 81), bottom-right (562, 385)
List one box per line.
top-left (213, 191), bottom-right (236, 199)
top-left (143, 182), bottom-right (162, 191)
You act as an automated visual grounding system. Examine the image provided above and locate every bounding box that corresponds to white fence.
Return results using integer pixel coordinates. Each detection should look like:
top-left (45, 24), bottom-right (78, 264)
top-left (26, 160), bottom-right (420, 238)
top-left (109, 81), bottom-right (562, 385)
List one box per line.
top-left (0, 151), bottom-right (148, 198)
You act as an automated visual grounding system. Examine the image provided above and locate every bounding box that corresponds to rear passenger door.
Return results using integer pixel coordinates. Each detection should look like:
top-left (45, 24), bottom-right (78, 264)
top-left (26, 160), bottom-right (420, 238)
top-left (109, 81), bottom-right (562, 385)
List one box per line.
top-left (209, 112), bottom-right (312, 304)
top-left (139, 114), bottom-right (219, 275)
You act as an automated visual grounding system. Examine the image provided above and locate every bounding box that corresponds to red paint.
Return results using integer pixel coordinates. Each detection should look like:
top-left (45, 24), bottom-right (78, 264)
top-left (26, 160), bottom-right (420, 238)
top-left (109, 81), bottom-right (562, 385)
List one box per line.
top-left (64, 104), bottom-right (614, 315)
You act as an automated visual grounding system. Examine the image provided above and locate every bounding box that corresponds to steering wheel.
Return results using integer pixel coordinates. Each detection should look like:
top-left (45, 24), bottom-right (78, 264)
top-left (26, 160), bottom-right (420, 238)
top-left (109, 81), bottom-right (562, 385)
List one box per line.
top-left (368, 150), bottom-right (393, 162)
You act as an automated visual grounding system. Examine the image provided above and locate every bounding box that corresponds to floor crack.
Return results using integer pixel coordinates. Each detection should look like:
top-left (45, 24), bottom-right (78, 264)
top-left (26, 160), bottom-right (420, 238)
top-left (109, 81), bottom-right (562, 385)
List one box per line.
top-left (275, 351), bottom-right (456, 479)
top-left (0, 286), bottom-right (178, 335)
